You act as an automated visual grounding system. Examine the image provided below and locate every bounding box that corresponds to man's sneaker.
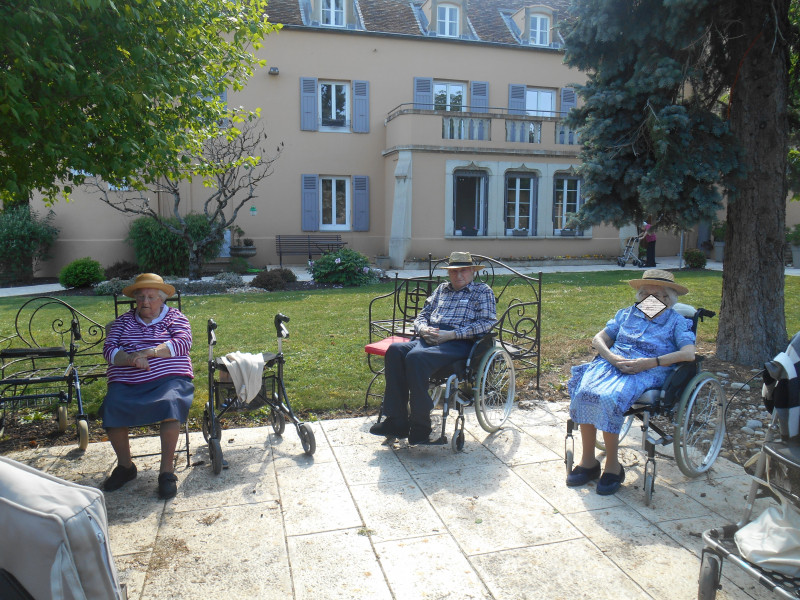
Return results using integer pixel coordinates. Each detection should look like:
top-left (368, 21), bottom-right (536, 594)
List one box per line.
top-left (369, 417), bottom-right (410, 439)
top-left (102, 463), bottom-right (137, 492)
top-left (408, 420), bottom-right (433, 445)
top-left (158, 472), bottom-right (178, 500)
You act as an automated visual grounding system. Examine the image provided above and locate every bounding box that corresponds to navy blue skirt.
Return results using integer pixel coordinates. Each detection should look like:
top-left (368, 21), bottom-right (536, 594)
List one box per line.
top-left (101, 376), bottom-right (194, 428)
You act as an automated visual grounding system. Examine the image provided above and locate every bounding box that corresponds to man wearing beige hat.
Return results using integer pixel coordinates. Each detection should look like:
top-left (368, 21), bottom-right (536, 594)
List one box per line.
top-left (370, 252), bottom-right (497, 444)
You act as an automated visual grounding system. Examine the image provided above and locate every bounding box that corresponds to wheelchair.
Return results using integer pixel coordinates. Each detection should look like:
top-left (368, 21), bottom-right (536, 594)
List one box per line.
top-left (204, 313), bottom-right (316, 474)
top-left (565, 304), bottom-right (726, 505)
top-left (698, 333), bottom-right (800, 599)
top-left (366, 255), bottom-right (542, 452)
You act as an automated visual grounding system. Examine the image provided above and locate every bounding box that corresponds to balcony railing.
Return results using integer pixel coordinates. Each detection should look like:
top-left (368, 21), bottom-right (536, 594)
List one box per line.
top-left (555, 122), bottom-right (580, 145)
top-left (505, 120), bottom-right (541, 144)
top-left (442, 115), bottom-right (491, 140)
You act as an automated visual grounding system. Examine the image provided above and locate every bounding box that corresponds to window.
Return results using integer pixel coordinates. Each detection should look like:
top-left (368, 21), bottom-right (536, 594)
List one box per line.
top-left (321, 0), bottom-right (344, 26)
top-left (437, 4), bottom-right (459, 37)
top-left (300, 78), bottom-right (370, 133)
top-left (320, 177), bottom-right (350, 229)
top-left (434, 82), bottom-right (465, 111)
top-left (553, 176), bottom-right (582, 234)
top-left (526, 88), bottom-right (555, 118)
top-left (320, 81), bottom-right (349, 129)
top-left (529, 15), bottom-right (550, 46)
top-left (505, 174), bottom-right (538, 235)
top-left (301, 174), bottom-right (370, 231)
top-left (453, 170), bottom-right (487, 236)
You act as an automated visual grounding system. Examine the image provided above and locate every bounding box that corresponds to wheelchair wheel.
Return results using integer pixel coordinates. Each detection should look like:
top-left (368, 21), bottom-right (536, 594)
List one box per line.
top-left (595, 414), bottom-right (634, 451)
top-left (451, 426), bottom-right (465, 452)
top-left (77, 418), bottom-right (89, 451)
top-left (299, 423), bottom-right (316, 455)
top-left (57, 404), bottom-right (68, 433)
top-left (270, 406), bottom-right (286, 436)
top-left (475, 347), bottom-right (515, 433)
top-left (697, 553), bottom-right (721, 600)
top-left (674, 372), bottom-right (726, 477)
top-left (643, 460), bottom-right (656, 506)
top-left (210, 438), bottom-right (223, 475)
top-left (565, 448), bottom-right (574, 475)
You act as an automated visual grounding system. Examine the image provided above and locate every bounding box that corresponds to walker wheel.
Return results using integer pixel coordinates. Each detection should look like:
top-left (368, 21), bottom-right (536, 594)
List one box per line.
top-left (77, 419), bottom-right (89, 451)
top-left (617, 258), bottom-right (625, 267)
top-left (270, 406), bottom-right (286, 436)
top-left (698, 553), bottom-right (721, 600)
top-left (299, 423), bottom-right (316, 455)
top-left (202, 407), bottom-right (221, 443)
top-left (210, 438), bottom-right (223, 475)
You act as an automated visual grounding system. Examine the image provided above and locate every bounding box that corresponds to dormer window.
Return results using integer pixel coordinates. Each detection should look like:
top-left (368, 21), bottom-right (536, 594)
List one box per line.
top-left (437, 4), bottom-right (459, 37)
top-left (529, 14), bottom-right (550, 46)
top-left (321, 0), bottom-right (344, 27)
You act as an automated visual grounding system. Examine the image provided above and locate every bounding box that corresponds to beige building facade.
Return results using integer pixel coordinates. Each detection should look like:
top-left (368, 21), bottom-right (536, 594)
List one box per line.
top-left (29, 0), bottom-right (800, 275)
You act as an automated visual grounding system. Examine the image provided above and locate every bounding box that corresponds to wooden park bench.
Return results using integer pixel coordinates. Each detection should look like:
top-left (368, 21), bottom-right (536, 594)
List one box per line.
top-left (275, 234), bottom-right (347, 266)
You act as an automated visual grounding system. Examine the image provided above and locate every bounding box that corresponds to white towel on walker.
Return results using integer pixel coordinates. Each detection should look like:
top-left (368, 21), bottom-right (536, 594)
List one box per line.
top-left (219, 351), bottom-right (265, 404)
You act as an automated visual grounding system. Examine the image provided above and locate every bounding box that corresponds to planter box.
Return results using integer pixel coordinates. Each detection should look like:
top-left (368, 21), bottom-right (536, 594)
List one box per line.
top-left (713, 241), bottom-right (724, 263)
top-left (230, 246), bottom-right (257, 258)
top-left (512, 229), bottom-right (528, 237)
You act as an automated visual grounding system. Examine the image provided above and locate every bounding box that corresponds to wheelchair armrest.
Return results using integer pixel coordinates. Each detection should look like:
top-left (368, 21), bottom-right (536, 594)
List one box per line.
top-left (466, 333), bottom-right (495, 368)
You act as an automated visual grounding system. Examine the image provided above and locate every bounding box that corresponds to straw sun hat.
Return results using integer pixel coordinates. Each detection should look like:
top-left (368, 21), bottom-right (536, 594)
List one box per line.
top-left (122, 273), bottom-right (176, 299)
top-left (627, 269), bottom-right (688, 296)
top-left (440, 251), bottom-right (485, 271)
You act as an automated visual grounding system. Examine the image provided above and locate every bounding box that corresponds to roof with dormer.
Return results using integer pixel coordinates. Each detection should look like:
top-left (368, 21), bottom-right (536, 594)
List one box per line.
top-left (265, 0), bottom-right (572, 45)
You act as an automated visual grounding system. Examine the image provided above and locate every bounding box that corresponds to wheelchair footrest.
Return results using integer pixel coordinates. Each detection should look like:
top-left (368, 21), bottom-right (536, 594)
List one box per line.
top-left (646, 433), bottom-right (673, 447)
top-left (410, 436), bottom-right (448, 446)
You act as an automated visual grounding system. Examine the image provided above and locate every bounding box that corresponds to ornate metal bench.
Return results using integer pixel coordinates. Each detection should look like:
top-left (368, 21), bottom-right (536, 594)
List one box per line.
top-left (275, 234), bottom-right (347, 266)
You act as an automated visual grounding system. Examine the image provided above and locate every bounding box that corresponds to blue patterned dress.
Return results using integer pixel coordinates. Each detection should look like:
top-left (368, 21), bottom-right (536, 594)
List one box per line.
top-left (568, 305), bottom-right (696, 434)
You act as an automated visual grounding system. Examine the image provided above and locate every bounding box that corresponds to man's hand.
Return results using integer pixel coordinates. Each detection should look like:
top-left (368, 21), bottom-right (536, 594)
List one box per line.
top-left (419, 326), bottom-right (455, 345)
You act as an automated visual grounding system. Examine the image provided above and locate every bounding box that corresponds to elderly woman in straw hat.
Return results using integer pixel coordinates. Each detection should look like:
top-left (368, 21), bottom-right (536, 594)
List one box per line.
top-left (369, 251), bottom-right (496, 444)
top-left (100, 273), bottom-right (193, 500)
top-left (566, 269), bottom-right (696, 496)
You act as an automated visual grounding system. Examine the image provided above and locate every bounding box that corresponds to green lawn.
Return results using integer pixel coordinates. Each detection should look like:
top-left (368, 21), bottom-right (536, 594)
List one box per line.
top-left (1, 270), bottom-right (798, 422)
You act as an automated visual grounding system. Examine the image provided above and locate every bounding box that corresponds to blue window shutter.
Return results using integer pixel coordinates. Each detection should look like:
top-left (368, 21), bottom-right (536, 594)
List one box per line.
top-left (414, 77), bottom-right (434, 109)
top-left (560, 87), bottom-right (577, 116)
top-left (352, 80), bottom-right (370, 133)
top-left (353, 175), bottom-right (370, 231)
top-left (508, 84), bottom-right (526, 115)
top-left (301, 174), bottom-right (319, 231)
top-left (300, 77), bottom-right (318, 131)
top-left (470, 81), bottom-right (489, 113)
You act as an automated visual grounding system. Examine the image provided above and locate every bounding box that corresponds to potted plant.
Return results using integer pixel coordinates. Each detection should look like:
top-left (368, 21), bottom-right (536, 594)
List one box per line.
top-left (786, 224), bottom-right (800, 267)
top-left (711, 220), bottom-right (726, 262)
top-left (512, 227), bottom-right (528, 237)
top-left (229, 226), bottom-right (257, 258)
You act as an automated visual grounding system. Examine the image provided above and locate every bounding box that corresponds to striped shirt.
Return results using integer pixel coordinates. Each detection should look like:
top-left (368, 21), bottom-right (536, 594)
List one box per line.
top-left (104, 305), bottom-right (193, 384)
top-left (414, 280), bottom-right (497, 340)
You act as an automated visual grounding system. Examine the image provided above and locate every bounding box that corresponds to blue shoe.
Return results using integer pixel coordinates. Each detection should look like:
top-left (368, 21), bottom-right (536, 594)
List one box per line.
top-left (566, 461), bottom-right (601, 487)
top-left (596, 465), bottom-right (625, 496)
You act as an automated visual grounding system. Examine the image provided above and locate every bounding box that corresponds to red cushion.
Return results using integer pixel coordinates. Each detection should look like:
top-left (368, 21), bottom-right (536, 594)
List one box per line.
top-left (364, 335), bottom-right (411, 356)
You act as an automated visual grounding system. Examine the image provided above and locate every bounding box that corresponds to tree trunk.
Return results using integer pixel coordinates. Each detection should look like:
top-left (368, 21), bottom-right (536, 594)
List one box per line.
top-left (717, 0), bottom-right (789, 365)
top-left (188, 244), bottom-right (203, 281)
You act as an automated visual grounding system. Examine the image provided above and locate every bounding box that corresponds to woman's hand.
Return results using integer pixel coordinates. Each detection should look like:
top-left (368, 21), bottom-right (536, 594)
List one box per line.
top-left (130, 353), bottom-right (150, 371)
top-left (615, 357), bottom-right (653, 375)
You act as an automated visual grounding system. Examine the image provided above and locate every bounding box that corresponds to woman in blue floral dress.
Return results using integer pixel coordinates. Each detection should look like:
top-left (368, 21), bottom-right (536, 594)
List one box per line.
top-left (566, 270), bottom-right (696, 495)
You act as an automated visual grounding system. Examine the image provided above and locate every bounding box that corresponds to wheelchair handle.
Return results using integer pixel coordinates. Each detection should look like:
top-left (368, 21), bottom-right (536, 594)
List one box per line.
top-left (696, 308), bottom-right (716, 321)
top-left (275, 313), bottom-right (290, 338)
top-left (207, 319), bottom-right (218, 346)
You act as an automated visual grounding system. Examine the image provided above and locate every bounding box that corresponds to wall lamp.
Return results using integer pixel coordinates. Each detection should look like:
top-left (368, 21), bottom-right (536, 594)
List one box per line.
top-left (268, 66), bottom-right (279, 76)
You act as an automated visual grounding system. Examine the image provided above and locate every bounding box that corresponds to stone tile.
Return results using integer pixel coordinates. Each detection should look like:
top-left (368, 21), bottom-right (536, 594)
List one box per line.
top-left (471, 538), bottom-right (651, 600)
top-left (671, 470), bottom-right (778, 522)
top-left (375, 534), bottom-right (491, 599)
top-left (2, 443), bottom-right (71, 472)
top-left (112, 552), bottom-right (150, 600)
top-left (320, 416), bottom-right (379, 447)
top-left (332, 443), bottom-right (411, 486)
top-left (269, 420), bottom-right (334, 465)
top-left (166, 444), bottom-right (280, 513)
top-left (470, 421), bottom-right (562, 466)
top-left (566, 505), bottom-right (712, 599)
top-left (350, 480), bottom-right (445, 543)
top-left (394, 439), bottom-right (502, 475)
top-left (507, 405), bottom-right (565, 429)
top-left (416, 465), bottom-right (579, 554)
top-left (288, 528), bottom-right (392, 600)
top-left (514, 459), bottom-right (625, 515)
top-left (276, 459), bottom-right (362, 536)
top-left (214, 424), bottom-right (272, 448)
top-left (105, 480), bottom-right (165, 555)
top-left (140, 503), bottom-right (291, 600)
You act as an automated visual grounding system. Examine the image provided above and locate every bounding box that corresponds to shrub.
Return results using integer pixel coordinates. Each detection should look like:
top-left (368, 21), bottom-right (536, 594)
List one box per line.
top-left (683, 248), bottom-right (707, 269)
top-left (94, 277), bottom-right (132, 296)
top-left (711, 220), bottom-right (727, 243)
top-left (126, 215), bottom-right (224, 276)
top-left (104, 260), bottom-right (139, 280)
top-left (0, 205), bottom-right (59, 283)
top-left (786, 224), bottom-right (800, 246)
top-left (213, 272), bottom-right (244, 287)
top-left (251, 269), bottom-right (288, 291)
top-left (307, 248), bottom-right (378, 286)
top-left (59, 257), bottom-right (105, 288)
top-left (273, 267), bottom-right (297, 283)
top-left (229, 256), bottom-right (250, 274)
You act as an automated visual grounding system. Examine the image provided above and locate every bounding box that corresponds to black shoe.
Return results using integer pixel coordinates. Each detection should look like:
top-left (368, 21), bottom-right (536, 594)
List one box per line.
top-left (102, 463), bottom-right (137, 491)
top-left (158, 472), bottom-right (178, 500)
top-left (408, 420), bottom-right (433, 445)
top-left (369, 417), bottom-right (409, 439)
top-left (566, 461), bottom-right (601, 487)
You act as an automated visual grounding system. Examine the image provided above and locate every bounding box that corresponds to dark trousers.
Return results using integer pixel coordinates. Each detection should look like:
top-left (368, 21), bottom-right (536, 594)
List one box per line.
top-left (383, 337), bottom-right (473, 424)
top-left (645, 240), bottom-right (656, 267)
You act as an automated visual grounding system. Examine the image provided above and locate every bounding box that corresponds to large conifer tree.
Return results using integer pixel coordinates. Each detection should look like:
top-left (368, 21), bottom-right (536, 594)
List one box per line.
top-left (562, 0), bottom-right (792, 365)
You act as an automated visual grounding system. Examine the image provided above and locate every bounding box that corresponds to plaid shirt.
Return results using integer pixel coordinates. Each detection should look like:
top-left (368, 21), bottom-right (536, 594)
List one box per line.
top-left (414, 280), bottom-right (497, 340)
